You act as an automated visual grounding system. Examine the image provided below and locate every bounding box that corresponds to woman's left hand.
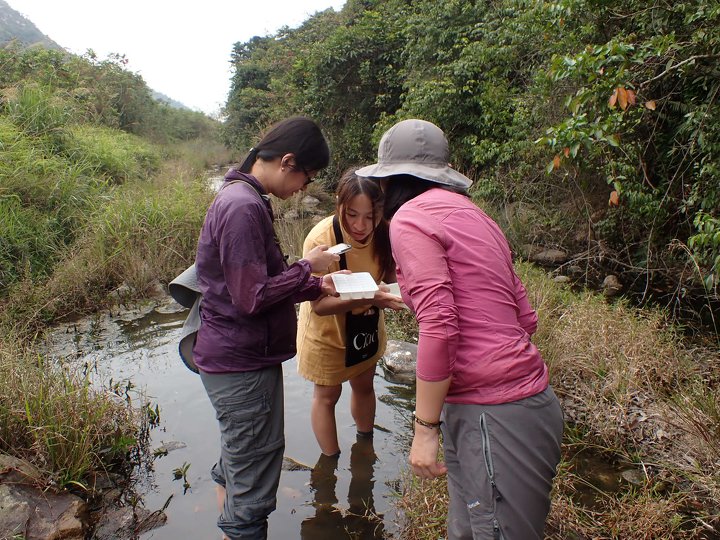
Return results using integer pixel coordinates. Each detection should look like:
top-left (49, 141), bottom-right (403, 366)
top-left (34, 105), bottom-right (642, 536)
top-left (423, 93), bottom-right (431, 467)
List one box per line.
top-left (409, 425), bottom-right (447, 479)
top-left (372, 290), bottom-right (405, 310)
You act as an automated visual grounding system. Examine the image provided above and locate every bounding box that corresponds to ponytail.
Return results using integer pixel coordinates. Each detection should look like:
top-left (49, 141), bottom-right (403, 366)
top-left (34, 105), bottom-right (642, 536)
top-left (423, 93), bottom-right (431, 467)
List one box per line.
top-left (239, 117), bottom-right (330, 174)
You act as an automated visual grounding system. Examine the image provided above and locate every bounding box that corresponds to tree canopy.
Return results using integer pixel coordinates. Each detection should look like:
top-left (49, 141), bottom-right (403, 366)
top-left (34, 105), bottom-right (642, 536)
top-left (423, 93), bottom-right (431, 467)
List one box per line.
top-left (224, 0), bottom-right (719, 315)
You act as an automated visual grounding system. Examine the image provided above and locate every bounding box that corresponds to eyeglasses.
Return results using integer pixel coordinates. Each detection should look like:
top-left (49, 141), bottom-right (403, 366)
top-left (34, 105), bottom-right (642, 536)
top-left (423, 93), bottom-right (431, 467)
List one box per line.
top-left (303, 169), bottom-right (314, 186)
top-left (290, 164), bottom-right (314, 186)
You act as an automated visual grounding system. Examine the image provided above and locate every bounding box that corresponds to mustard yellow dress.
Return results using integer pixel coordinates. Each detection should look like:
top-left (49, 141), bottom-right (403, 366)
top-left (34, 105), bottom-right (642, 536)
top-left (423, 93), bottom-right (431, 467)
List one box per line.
top-left (297, 215), bottom-right (387, 385)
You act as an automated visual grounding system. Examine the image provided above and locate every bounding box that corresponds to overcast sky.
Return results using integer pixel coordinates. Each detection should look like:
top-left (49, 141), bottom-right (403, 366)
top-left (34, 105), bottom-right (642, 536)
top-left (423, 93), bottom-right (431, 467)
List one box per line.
top-left (7, 0), bottom-right (346, 116)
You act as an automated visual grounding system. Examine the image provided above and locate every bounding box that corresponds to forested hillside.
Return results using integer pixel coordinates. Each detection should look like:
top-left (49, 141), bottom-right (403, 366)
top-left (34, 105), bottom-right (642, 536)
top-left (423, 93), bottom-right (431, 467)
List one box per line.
top-left (0, 0), bottom-right (61, 49)
top-left (225, 0), bottom-right (719, 324)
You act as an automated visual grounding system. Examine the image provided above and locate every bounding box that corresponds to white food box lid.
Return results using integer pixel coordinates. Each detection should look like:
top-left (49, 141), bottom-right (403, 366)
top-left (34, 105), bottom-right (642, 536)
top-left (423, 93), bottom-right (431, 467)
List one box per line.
top-left (331, 272), bottom-right (379, 300)
top-left (383, 282), bottom-right (409, 309)
top-left (385, 282), bottom-right (401, 297)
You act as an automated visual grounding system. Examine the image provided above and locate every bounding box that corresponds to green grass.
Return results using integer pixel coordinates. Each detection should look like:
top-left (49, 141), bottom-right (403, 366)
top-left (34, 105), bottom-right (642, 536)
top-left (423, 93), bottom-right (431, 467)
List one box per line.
top-left (66, 124), bottom-right (161, 183)
top-left (0, 335), bottom-right (138, 488)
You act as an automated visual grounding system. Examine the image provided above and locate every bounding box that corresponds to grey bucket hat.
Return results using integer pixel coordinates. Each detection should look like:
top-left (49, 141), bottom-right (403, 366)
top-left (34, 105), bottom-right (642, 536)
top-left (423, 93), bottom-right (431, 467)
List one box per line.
top-left (355, 119), bottom-right (472, 188)
top-left (169, 264), bottom-right (199, 309)
top-left (169, 264), bottom-right (201, 374)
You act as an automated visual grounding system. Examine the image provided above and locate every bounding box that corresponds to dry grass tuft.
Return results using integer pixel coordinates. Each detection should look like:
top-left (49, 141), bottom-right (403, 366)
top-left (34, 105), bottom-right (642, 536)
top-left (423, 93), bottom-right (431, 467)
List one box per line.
top-left (395, 264), bottom-right (720, 539)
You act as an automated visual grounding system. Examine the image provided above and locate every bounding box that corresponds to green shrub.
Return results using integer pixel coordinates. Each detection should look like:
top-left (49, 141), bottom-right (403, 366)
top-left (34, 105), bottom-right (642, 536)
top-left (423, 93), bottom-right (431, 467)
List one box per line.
top-left (65, 124), bottom-right (161, 183)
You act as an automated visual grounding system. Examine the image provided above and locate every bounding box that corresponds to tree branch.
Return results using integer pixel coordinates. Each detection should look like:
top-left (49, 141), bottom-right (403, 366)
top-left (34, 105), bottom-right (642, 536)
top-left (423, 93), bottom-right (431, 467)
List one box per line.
top-left (640, 55), bottom-right (719, 87)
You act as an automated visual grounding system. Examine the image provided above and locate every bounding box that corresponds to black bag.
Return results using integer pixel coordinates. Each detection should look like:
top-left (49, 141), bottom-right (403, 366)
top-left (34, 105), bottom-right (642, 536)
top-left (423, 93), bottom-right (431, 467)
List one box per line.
top-left (333, 216), bottom-right (380, 367)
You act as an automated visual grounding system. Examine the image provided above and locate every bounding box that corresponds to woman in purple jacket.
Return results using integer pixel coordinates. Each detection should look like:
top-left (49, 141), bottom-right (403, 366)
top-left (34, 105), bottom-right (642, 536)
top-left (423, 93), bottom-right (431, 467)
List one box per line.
top-left (194, 117), bottom-right (340, 540)
top-left (357, 119), bottom-right (564, 540)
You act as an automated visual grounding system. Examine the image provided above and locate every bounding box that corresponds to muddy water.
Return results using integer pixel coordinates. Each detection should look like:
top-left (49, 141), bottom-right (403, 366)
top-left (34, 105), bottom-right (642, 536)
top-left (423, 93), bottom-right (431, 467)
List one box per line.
top-left (48, 301), bottom-right (415, 539)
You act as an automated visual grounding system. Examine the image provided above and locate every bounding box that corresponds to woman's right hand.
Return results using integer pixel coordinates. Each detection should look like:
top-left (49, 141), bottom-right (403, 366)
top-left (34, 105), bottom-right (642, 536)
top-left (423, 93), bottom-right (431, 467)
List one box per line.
top-left (303, 245), bottom-right (340, 273)
top-left (410, 426), bottom-right (447, 479)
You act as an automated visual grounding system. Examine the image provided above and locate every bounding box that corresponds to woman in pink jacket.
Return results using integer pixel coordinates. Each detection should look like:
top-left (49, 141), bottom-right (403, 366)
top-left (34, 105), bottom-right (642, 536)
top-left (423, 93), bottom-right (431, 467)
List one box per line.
top-left (356, 119), bottom-right (564, 540)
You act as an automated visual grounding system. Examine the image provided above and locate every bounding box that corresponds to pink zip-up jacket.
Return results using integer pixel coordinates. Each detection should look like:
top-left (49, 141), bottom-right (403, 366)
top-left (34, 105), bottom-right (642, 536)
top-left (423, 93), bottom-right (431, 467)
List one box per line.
top-left (390, 188), bottom-right (548, 405)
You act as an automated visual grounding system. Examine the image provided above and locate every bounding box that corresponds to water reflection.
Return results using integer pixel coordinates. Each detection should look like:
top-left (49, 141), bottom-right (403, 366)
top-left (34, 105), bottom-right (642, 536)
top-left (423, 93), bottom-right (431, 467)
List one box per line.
top-left (45, 304), bottom-right (414, 539)
top-left (302, 437), bottom-right (385, 540)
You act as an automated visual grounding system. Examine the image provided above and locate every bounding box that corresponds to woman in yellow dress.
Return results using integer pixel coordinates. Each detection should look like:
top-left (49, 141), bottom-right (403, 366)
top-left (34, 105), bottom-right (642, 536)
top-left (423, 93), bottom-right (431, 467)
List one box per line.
top-left (297, 170), bottom-right (405, 456)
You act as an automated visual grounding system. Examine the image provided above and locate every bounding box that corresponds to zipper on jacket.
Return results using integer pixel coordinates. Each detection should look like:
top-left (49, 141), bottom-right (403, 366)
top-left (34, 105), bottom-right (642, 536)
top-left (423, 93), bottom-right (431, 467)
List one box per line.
top-left (265, 317), bottom-right (270, 356)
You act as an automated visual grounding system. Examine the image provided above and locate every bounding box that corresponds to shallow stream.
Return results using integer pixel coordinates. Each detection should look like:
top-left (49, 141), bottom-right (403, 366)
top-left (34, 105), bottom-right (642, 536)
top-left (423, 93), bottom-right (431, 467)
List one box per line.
top-left (48, 301), bottom-right (416, 539)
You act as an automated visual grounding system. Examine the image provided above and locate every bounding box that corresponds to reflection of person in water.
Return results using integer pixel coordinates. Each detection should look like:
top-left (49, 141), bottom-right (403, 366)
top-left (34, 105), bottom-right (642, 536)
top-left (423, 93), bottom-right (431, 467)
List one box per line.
top-left (301, 436), bottom-right (385, 539)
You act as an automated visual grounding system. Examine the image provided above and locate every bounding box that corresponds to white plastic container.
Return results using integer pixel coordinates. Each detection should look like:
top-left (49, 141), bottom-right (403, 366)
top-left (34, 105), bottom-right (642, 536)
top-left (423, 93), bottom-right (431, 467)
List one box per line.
top-left (385, 282), bottom-right (401, 297)
top-left (383, 282), bottom-right (409, 309)
top-left (331, 272), bottom-right (379, 300)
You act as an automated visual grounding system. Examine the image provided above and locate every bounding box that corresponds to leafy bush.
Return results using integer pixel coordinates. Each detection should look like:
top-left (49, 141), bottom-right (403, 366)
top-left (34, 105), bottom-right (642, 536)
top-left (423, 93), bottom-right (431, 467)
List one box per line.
top-left (65, 124), bottom-right (161, 183)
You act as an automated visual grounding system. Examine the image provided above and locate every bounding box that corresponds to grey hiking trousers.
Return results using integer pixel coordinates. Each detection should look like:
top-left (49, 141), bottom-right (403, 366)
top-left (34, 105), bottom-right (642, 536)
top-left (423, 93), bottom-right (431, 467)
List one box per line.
top-left (442, 386), bottom-right (564, 540)
top-left (200, 365), bottom-right (285, 540)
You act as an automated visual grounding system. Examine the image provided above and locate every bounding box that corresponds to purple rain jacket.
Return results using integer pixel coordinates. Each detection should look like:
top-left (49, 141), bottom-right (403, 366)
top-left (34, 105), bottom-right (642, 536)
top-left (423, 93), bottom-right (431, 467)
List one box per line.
top-left (193, 170), bottom-right (323, 373)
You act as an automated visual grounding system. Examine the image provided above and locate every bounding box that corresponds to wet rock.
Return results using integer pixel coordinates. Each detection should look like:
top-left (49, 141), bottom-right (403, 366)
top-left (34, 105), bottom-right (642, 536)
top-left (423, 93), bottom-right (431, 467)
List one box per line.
top-left (530, 249), bottom-right (568, 265)
top-left (109, 283), bottom-right (134, 303)
top-left (301, 196), bottom-right (321, 210)
top-left (145, 280), bottom-right (166, 299)
top-left (620, 468), bottom-right (645, 486)
top-left (282, 456), bottom-right (313, 472)
top-left (380, 340), bottom-right (417, 384)
top-left (0, 483), bottom-right (85, 540)
top-left (283, 209), bottom-right (301, 220)
top-left (602, 274), bottom-right (623, 297)
top-left (154, 441), bottom-right (187, 455)
top-left (93, 505), bottom-right (166, 540)
top-left (154, 300), bottom-right (186, 315)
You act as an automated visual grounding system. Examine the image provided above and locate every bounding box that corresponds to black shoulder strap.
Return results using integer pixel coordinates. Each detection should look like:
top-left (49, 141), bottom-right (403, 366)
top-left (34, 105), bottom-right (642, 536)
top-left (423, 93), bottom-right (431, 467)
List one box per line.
top-left (332, 215), bottom-right (348, 270)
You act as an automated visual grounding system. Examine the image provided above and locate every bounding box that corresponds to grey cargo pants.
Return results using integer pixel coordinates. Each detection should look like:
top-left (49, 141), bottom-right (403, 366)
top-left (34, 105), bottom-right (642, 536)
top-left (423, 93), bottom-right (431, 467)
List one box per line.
top-left (200, 365), bottom-right (285, 540)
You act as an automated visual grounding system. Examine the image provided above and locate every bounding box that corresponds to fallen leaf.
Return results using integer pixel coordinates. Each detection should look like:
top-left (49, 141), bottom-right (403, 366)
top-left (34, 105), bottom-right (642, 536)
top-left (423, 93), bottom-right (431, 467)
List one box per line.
top-left (626, 89), bottom-right (636, 105)
top-left (618, 87), bottom-right (628, 110)
top-left (608, 88), bottom-right (618, 108)
top-left (563, 147), bottom-right (570, 158)
top-left (645, 100), bottom-right (657, 110)
top-left (609, 190), bottom-right (620, 206)
top-left (553, 155), bottom-right (561, 169)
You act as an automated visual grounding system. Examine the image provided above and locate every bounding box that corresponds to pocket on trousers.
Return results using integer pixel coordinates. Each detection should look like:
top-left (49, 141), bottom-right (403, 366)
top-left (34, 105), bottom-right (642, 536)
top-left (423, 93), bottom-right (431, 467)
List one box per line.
top-left (467, 507), bottom-right (503, 539)
top-left (217, 392), bottom-right (271, 453)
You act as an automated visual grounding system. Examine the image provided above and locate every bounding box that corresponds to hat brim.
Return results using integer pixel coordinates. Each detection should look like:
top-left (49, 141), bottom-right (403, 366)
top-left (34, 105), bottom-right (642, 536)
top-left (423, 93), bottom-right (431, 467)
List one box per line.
top-left (355, 162), bottom-right (472, 188)
top-left (179, 333), bottom-right (199, 373)
top-left (178, 295), bottom-right (202, 374)
top-left (169, 264), bottom-right (200, 309)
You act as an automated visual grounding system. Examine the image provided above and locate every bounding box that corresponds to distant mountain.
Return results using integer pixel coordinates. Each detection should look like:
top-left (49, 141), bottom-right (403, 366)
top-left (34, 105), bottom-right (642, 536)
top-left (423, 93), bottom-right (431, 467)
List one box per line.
top-left (0, 1), bottom-right (195, 112)
top-left (0, 0), bottom-right (62, 49)
top-left (152, 90), bottom-right (192, 111)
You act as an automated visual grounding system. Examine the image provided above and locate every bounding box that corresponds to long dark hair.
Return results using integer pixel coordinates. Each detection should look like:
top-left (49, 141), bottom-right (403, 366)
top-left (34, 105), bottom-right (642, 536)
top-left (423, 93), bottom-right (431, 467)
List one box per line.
top-left (239, 116), bottom-right (330, 174)
top-left (336, 170), bottom-right (394, 280)
top-left (383, 174), bottom-right (469, 220)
